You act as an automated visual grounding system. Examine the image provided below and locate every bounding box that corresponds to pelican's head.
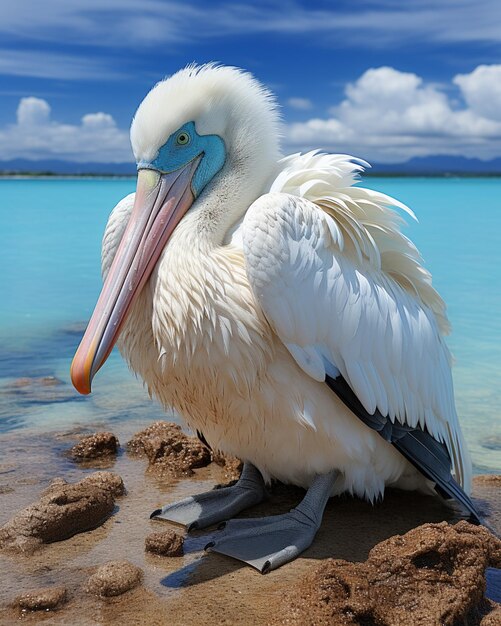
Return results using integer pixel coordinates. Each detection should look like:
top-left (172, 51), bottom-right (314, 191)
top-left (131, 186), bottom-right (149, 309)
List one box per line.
top-left (70, 64), bottom-right (280, 395)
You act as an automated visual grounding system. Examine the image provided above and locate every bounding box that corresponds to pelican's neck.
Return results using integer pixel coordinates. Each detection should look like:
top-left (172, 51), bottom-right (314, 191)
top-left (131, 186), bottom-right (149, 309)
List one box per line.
top-left (186, 153), bottom-right (281, 249)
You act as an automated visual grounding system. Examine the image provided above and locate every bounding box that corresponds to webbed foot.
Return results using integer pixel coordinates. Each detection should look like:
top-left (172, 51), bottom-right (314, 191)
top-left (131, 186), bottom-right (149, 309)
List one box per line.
top-left (150, 462), bottom-right (266, 531)
top-left (206, 508), bottom-right (319, 573)
top-left (206, 470), bottom-right (339, 573)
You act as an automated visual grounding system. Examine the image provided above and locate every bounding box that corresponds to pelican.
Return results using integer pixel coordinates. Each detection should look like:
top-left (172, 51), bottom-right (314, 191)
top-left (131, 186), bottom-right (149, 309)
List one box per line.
top-left (71, 63), bottom-right (480, 573)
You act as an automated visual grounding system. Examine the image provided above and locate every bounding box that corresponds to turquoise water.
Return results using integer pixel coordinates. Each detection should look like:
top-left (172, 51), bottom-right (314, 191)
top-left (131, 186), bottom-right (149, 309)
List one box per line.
top-left (0, 177), bottom-right (500, 472)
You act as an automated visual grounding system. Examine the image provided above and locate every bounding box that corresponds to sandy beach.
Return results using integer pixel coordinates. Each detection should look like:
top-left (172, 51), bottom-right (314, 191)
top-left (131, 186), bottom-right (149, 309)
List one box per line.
top-left (0, 415), bottom-right (499, 625)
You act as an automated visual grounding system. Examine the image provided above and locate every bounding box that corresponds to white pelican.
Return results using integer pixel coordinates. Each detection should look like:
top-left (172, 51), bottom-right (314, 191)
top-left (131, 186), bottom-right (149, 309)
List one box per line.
top-left (71, 64), bottom-right (480, 573)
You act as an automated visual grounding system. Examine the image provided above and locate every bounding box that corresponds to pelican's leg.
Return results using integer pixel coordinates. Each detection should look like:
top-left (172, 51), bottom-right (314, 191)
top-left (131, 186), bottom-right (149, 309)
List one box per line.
top-left (206, 470), bottom-right (339, 573)
top-left (150, 462), bottom-right (266, 531)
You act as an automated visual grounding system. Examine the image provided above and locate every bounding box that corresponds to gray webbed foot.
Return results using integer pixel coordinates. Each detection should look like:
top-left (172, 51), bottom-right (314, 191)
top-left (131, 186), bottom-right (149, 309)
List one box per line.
top-left (206, 508), bottom-right (319, 573)
top-left (206, 469), bottom-right (339, 573)
top-left (150, 462), bottom-right (266, 531)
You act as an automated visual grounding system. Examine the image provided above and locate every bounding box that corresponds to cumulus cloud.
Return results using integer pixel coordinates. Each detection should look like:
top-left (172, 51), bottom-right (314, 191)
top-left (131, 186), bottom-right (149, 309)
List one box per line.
top-left (16, 97), bottom-right (51, 126)
top-left (453, 65), bottom-right (501, 122)
top-left (3, 65), bottom-right (501, 164)
top-left (287, 65), bottom-right (501, 162)
top-left (0, 97), bottom-right (132, 162)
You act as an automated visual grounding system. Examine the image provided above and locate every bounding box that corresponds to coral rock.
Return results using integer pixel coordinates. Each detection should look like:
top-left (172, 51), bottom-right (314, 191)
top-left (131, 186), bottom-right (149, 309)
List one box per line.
top-left (127, 421), bottom-right (211, 477)
top-left (86, 560), bottom-right (143, 597)
top-left (78, 471), bottom-right (125, 498)
top-left (145, 529), bottom-right (184, 556)
top-left (68, 432), bottom-right (119, 461)
top-left (4, 376), bottom-right (74, 404)
top-left (212, 451), bottom-right (243, 482)
top-left (15, 586), bottom-right (68, 611)
top-left (0, 472), bottom-right (124, 553)
top-left (273, 521), bottom-right (501, 626)
top-left (481, 606), bottom-right (501, 625)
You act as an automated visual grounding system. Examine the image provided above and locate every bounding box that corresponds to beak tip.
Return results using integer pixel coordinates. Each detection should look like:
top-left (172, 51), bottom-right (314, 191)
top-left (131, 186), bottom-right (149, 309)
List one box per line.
top-left (70, 360), bottom-right (92, 396)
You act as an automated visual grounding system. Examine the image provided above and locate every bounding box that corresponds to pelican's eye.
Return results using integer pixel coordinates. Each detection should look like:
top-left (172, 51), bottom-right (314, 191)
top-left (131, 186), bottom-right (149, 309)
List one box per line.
top-left (175, 131), bottom-right (191, 146)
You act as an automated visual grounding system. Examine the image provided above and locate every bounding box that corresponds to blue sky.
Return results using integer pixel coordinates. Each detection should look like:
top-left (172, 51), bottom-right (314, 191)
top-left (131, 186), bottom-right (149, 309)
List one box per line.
top-left (1, 0), bottom-right (501, 163)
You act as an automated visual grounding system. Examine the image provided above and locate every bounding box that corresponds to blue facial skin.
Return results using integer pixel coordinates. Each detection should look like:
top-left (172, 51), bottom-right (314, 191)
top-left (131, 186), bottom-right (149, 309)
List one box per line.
top-left (137, 121), bottom-right (226, 198)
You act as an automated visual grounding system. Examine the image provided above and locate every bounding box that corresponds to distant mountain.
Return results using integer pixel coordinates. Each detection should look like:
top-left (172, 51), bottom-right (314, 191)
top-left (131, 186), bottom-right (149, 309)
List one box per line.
top-left (1, 155), bottom-right (501, 176)
top-left (0, 158), bottom-right (136, 175)
top-left (369, 155), bottom-right (501, 175)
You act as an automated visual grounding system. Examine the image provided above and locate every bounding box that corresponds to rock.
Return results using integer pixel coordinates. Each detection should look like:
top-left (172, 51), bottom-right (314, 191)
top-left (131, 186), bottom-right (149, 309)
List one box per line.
top-left (68, 432), bottom-right (119, 461)
top-left (61, 321), bottom-right (88, 335)
top-left (272, 521), bottom-right (501, 626)
top-left (127, 421), bottom-right (211, 477)
top-left (481, 606), bottom-right (501, 625)
top-left (15, 586), bottom-right (67, 611)
top-left (475, 475), bottom-right (501, 486)
top-left (82, 470), bottom-right (125, 497)
top-left (480, 435), bottom-right (501, 451)
top-left (0, 471), bottom-right (124, 553)
top-left (40, 376), bottom-right (64, 387)
top-left (212, 451), bottom-right (243, 482)
top-left (9, 376), bottom-right (63, 388)
top-left (3, 376), bottom-right (75, 405)
top-left (8, 377), bottom-right (32, 388)
top-left (86, 560), bottom-right (143, 597)
top-left (145, 530), bottom-right (184, 556)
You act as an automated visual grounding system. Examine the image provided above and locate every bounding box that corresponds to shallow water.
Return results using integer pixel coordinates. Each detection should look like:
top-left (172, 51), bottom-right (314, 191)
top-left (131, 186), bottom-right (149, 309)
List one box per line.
top-left (0, 177), bottom-right (500, 472)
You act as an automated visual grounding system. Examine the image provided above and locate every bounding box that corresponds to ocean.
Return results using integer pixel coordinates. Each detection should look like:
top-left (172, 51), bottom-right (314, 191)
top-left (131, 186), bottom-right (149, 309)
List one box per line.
top-left (0, 177), bottom-right (500, 473)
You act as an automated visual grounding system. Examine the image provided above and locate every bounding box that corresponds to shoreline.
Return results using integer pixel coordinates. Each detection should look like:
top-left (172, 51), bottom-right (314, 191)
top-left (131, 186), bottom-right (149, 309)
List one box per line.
top-left (0, 421), bottom-right (499, 625)
top-left (3, 172), bottom-right (501, 180)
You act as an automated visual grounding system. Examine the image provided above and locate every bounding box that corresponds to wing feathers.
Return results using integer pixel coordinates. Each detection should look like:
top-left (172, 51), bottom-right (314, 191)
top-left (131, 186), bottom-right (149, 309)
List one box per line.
top-left (326, 374), bottom-right (481, 523)
top-left (242, 155), bottom-right (472, 497)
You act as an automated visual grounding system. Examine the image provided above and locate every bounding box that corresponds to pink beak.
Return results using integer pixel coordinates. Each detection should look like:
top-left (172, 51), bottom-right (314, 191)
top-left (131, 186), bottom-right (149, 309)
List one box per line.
top-left (71, 158), bottom-right (200, 395)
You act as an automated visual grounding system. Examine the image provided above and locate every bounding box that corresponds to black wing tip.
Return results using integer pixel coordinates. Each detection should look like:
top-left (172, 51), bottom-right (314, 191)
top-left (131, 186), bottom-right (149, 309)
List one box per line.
top-left (325, 373), bottom-right (484, 525)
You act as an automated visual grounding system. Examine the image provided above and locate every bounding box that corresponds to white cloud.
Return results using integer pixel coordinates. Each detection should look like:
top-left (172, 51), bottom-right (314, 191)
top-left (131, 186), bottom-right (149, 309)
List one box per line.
top-left (287, 65), bottom-right (501, 162)
top-left (1, 0), bottom-right (501, 54)
top-left (0, 98), bottom-right (132, 162)
top-left (454, 65), bottom-right (501, 122)
top-left (0, 49), bottom-right (125, 81)
top-left (81, 112), bottom-right (117, 129)
top-left (17, 97), bottom-right (51, 126)
top-left (1, 2), bottom-right (501, 82)
top-left (287, 97), bottom-right (313, 110)
top-left (3, 65), bottom-right (501, 164)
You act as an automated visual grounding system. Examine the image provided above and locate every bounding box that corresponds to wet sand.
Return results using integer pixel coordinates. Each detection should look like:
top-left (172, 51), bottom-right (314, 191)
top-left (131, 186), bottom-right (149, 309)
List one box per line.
top-left (0, 420), bottom-right (499, 625)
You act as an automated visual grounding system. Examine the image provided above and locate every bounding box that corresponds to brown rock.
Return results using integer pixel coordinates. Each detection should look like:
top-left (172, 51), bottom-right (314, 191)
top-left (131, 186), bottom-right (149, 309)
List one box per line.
top-left (9, 376), bottom-right (63, 388)
top-left (212, 451), bottom-right (243, 482)
top-left (127, 421), bottom-right (211, 477)
top-left (0, 472), bottom-right (124, 553)
top-left (481, 606), bottom-right (501, 625)
top-left (15, 586), bottom-right (67, 611)
top-left (480, 435), bottom-right (501, 451)
top-left (4, 375), bottom-right (74, 404)
top-left (86, 560), bottom-right (142, 597)
top-left (82, 470), bottom-right (126, 497)
top-left (145, 529), bottom-right (184, 556)
top-left (68, 432), bottom-right (119, 461)
top-left (61, 321), bottom-right (87, 335)
top-left (40, 376), bottom-right (64, 387)
top-left (475, 475), bottom-right (501, 486)
top-left (273, 521), bottom-right (501, 626)
top-left (9, 377), bottom-right (33, 388)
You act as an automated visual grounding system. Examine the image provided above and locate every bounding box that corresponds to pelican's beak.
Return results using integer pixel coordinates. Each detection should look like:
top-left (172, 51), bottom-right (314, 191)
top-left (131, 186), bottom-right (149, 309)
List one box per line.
top-left (71, 158), bottom-right (200, 395)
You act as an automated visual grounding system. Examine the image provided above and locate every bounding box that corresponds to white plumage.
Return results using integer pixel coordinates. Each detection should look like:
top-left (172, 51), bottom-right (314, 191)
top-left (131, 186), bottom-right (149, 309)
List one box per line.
top-left (98, 64), bottom-right (471, 503)
top-left (67, 64), bottom-right (482, 572)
